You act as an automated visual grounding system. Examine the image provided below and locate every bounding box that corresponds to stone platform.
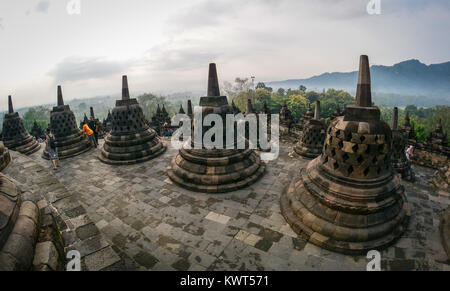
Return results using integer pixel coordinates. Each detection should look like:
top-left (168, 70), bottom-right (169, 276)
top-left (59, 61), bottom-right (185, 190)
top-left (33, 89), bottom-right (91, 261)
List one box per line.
top-left (2, 139), bottom-right (449, 270)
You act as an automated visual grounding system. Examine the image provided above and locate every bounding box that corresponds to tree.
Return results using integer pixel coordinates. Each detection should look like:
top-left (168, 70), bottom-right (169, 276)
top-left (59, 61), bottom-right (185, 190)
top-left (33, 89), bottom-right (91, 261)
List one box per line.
top-left (254, 89), bottom-right (271, 108)
top-left (318, 89), bottom-right (354, 118)
top-left (138, 93), bottom-right (176, 119)
top-left (305, 91), bottom-right (320, 103)
top-left (287, 94), bottom-right (309, 121)
top-left (410, 117), bottom-right (426, 142)
top-left (254, 82), bottom-right (272, 93)
top-left (299, 85), bottom-right (307, 93)
top-left (277, 88), bottom-right (285, 97)
top-left (78, 102), bottom-right (87, 112)
top-left (233, 91), bottom-right (253, 112)
top-left (255, 82), bottom-right (266, 90)
top-left (22, 106), bottom-right (50, 132)
top-left (223, 78), bottom-right (253, 99)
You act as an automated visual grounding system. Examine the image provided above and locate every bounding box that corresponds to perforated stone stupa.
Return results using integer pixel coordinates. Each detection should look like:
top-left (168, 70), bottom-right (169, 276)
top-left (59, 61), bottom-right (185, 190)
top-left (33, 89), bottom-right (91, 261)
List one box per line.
top-left (391, 107), bottom-right (415, 182)
top-left (280, 55), bottom-right (410, 255)
top-left (167, 63), bottom-right (265, 193)
top-left (433, 165), bottom-right (449, 192)
top-left (400, 112), bottom-right (417, 145)
top-left (411, 119), bottom-right (449, 169)
top-left (31, 121), bottom-right (45, 140)
top-left (297, 104), bottom-right (314, 131)
top-left (0, 141), bottom-right (41, 271)
top-left (98, 76), bottom-right (166, 165)
top-left (292, 101), bottom-right (326, 158)
top-left (43, 86), bottom-right (92, 160)
top-left (329, 105), bottom-right (342, 125)
top-left (0, 141), bottom-right (22, 270)
top-left (0, 142), bottom-right (11, 171)
top-left (244, 99), bottom-right (270, 152)
top-left (279, 103), bottom-right (293, 126)
top-left (103, 110), bottom-right (113, 133)
top-left (1, 96), bottom-right (40, 155)
top-left (424, 119), bottom-right (449, 154)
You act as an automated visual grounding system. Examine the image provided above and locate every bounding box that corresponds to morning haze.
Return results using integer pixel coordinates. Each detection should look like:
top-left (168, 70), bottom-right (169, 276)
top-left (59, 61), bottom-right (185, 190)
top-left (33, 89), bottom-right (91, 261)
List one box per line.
top-left (0, 0), bottom-right (449, 110)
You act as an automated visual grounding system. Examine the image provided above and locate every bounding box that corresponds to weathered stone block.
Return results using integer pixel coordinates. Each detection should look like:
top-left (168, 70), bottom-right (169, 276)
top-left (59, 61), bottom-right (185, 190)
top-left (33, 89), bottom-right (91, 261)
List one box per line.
top-left (33, 241), bottom-right (59, 271)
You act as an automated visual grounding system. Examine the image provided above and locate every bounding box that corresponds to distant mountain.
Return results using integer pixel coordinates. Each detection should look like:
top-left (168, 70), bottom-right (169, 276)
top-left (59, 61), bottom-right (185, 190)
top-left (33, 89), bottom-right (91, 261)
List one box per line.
top-left (267, 59), bottom-right (450, 106)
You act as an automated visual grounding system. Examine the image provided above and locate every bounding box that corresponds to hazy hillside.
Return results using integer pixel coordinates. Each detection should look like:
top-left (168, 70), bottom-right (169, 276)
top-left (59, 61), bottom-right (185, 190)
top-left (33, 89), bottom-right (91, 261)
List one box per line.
top-left (267, 59), bottom-right (450, 106)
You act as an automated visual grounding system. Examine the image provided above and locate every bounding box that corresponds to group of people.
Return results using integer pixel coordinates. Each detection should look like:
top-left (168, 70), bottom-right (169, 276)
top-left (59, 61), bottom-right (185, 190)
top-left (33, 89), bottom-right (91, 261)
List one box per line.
top-left (44, 116), bottom-right (99, 171)
top-left (82, 116), bottom-right (99, 148)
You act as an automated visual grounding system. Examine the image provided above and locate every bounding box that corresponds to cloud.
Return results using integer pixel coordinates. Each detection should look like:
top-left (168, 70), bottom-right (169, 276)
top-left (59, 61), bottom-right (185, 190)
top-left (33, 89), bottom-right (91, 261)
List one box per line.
top-left (35, 1), bottom-right (50, 14)
top-left (143, 40), bottom-right (221, 72)
top-left (48, 57), bottom-right (130, 83)
top-left (168, 0), bottom-right (242, 33)
top-left (0, 18), bottom-right (3, 30)
top-left (143, 0), bottom-right (450, 80)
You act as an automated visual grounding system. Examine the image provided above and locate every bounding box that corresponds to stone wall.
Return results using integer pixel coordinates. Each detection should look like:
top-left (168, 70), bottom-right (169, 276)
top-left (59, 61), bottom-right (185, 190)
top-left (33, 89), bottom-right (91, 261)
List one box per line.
top-left (411, 147), bottom-right (449, 170)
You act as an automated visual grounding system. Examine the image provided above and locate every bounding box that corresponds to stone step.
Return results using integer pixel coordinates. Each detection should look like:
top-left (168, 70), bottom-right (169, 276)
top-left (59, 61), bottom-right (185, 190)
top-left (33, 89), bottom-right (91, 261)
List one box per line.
top-left (3, 151), bottom-right (122, 271)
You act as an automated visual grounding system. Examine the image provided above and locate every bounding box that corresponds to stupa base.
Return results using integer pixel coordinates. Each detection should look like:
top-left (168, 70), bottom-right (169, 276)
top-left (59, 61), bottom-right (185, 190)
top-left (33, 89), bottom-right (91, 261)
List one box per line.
top-left (393, 159), bottom-right (415, 182)
top-left (98, 144), bottom-right (166, 165)
top-left (0, 149), bottom-right (11, 171)
top-left (280, 159), bottom-right (410, 255)
top-left (439, 209), bottom-right (450, 261)
top-left (98, 131), bottom-right (166, 165)
top-left (42, 142), bottom-right (92, 160)
top-left (168, 148), bottom-right (265, 194)
top-left (292, 144), bottom-right (322, 159)
top-left (4, 135), bottom-right (41, 156)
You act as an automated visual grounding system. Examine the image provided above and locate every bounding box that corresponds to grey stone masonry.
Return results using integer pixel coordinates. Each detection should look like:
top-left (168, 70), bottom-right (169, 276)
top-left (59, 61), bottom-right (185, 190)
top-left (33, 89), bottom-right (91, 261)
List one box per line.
top-left (2, 137), bottom-right (447, 270)
top-left (3, 151), bottom-right (122, 271)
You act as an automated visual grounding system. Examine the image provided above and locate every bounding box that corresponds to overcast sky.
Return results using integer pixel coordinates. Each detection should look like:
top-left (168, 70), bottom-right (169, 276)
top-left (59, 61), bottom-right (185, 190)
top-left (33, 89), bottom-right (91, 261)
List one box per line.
top-left (0, 0), bottom-right (449, 110)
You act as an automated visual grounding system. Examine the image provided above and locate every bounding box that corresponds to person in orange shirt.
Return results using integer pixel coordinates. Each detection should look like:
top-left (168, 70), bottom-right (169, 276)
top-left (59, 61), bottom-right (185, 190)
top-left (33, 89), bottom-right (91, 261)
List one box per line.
top-left (82, 122), bottom-right (97, 148)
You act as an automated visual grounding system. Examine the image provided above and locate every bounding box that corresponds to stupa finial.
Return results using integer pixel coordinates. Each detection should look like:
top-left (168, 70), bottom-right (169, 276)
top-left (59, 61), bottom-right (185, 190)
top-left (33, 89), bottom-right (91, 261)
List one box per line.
top-left (122, 75), bottom-right (130, 100)
top-left (314, 101), bottom-right (321, 119)
top-left (57, 85), bottom-right (64, 106)
top-left (355, 55), bottom-right (372, 107)
top-left (8, 95), bottom-right (14, 114)
top-left (246, 99), bottom-right (254, 114)
top-left (187, 100), bottom-right (193, 115)
top-left (207, 63), bottom-right (220, 97)
top-left (179, 104), bottom-right (185, 114)
top-left (392, 107), bottom-right (398, 130)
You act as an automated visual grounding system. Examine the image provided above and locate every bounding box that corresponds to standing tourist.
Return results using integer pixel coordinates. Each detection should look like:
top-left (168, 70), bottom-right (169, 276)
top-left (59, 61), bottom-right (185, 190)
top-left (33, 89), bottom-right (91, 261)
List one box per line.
top-left (45, 128), bottom-right (60, 170)
top-left (406, 145), bottom-right (414, 160)
top-left (163, 122), bottom-right (170, 137)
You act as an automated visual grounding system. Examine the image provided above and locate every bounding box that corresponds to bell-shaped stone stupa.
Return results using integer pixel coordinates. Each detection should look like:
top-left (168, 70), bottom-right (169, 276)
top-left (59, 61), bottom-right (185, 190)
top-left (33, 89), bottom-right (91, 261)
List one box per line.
top-left (400, 112), bottom-right (417, 145)
top-left (98, 76), bottom-right (166, 165)
top-left (43, 86), bottom-right (92, 159)
top-left (329, 105), bottom-right (342, 125)
top-left (297, 104), bottom-right (314, 131)
top-left (280, 55), bottom-right (410, 255)
top-left (167, 63), bottom-right (265, 193)
top-left (1, 96), bottom-right (41, 155)
top-left (391, 107), bottom-right (415, 182)
top-left (292, 101), bottom-right (326, 159)
top-left (0, 142), bottom-right (11, 171)
top-left (31, 121), bottom-right (45, 140)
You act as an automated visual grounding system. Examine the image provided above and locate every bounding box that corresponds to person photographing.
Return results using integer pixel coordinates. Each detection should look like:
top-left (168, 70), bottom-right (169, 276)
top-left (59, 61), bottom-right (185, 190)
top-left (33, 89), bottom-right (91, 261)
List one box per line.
top-left (82, 122), bottom-right (97, 148)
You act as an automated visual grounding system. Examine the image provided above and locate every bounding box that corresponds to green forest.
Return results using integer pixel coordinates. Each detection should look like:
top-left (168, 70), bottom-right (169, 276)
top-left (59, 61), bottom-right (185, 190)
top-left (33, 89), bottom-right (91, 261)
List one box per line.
top-left (2, 80), bottom-right (449, 144)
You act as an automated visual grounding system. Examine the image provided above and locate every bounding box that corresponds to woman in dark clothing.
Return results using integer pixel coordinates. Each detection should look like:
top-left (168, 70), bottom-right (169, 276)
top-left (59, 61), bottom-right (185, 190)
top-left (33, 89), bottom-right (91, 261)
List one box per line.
top-left (46, 128), bottom-right (60, 170)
